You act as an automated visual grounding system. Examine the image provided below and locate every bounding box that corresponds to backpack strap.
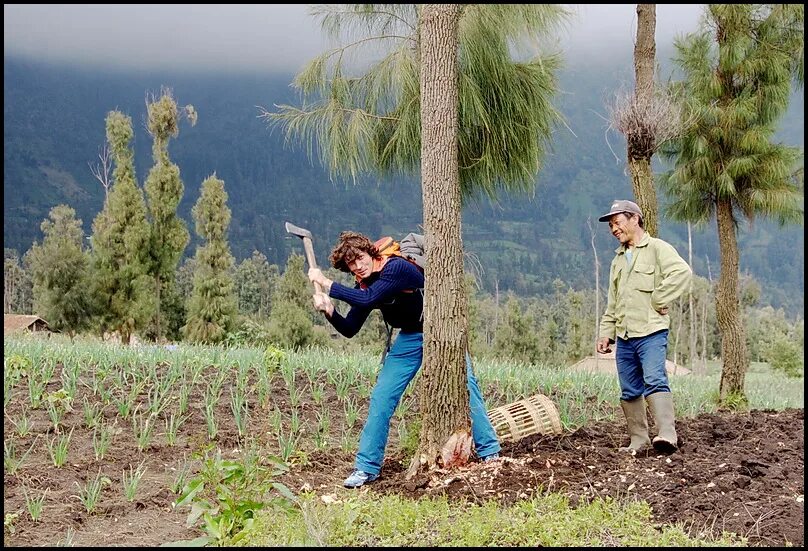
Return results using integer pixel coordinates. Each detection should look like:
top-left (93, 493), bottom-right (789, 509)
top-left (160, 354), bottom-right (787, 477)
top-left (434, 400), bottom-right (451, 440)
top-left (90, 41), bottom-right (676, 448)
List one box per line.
top-left (380, 322), bottom-right (394, 366)
top-left (356, 237), bottom-right (402, 285)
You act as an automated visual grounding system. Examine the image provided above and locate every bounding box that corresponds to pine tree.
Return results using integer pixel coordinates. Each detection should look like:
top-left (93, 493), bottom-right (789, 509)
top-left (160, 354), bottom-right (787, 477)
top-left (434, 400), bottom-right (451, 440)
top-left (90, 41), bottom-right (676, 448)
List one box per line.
top-left (234, 250), bottom-right (278, 318)
top-left (144, 89), bottom-right (190, 342)
top-left (4, 248), bottom-right (32, 314)
top-left (493, 296), bottom-right (541, 365)
top-left (26, 205), bottom-right (94, 337)
top-left (268, 2), bottom-right (568, 476)
top-left (183, 174), bottom-right (238, 343)
top-left (268, 254), bottom-right (330, 349)
top-left (90, 111), bottom-right (154, 344)
top-left (660, 4), bottom-right (803, 404)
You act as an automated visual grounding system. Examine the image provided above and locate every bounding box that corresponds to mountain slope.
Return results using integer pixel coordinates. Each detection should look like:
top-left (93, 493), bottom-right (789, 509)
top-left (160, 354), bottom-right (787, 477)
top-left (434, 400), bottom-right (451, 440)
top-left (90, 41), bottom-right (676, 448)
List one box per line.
top-left (3, 56), bottom-right (803, 314)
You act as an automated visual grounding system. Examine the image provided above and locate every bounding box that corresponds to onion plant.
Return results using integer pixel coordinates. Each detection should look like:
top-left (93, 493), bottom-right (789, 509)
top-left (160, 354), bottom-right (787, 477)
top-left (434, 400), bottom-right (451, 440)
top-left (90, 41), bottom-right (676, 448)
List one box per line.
top-left (46, 428), bottom-right (73, 468)
top-left (344, 398), bottom-right (360, 429)
top-left (92, 423), bottom-right (114, 461)
top-left (122, 460), bottom-right (148, 501)
top-left (22, 486), bottom-right (47, 522)
top-left (82, 396), bottom-right (103, 429)
top-left (164, 412), bottom-right (188, 447)
top-left (11, 410), bottom-right (33, 437)
top-left (4, 436), bottom-right (38, 475)
top-left (310, 382), bottom-right (325, 405)
top-left (75, 470), bottom-right (110, 514)
top-left (132, 409), bottom-right (156, 452)
top-left (230, 387), bottom-right (249, 439)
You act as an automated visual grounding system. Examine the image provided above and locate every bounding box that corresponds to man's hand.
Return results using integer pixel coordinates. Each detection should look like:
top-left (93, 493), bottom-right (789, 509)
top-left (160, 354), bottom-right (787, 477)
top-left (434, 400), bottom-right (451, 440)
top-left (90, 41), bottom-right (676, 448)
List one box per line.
top-left (597, 337), bottom-right (613, 354)
top-left (308, 268), bottom-right (333, 292)
top-left (656, 306), bottom-right (669, 315)
top-left (312, 292), bottom-right (334, 316)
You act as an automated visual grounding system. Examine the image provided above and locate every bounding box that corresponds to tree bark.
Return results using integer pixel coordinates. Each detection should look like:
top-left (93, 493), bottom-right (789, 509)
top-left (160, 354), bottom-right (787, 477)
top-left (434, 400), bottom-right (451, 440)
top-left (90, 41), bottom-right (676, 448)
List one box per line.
top-left (407, 3), bottom-right (470, 478)
top-left (588, 217), bottom-right (600, 368)
top-left (672, 297), bottom-right (681, 371)
top-left (701, 294), bottom-right (708, 373)
top-left (687, 222), bottom-right (698, 371)
top-left (628, 4), bottom-right (659, 237)
top-left (493, 278), bottom-right (499, 346)
top-left (715, 198), bottom-right (748, 402)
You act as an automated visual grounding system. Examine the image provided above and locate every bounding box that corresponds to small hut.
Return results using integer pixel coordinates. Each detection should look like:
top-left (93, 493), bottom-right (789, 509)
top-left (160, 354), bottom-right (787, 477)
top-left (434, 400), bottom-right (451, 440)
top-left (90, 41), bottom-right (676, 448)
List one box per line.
top-left (4, 314), bottom-right (51, 335)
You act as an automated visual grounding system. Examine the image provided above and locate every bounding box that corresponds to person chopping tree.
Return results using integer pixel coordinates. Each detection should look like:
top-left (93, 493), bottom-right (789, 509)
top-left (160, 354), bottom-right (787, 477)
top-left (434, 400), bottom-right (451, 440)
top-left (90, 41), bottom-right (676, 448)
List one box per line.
top-left (308, 230), bottom-right (501, 488)
top-left (596, 200), bottom-right (692, 454)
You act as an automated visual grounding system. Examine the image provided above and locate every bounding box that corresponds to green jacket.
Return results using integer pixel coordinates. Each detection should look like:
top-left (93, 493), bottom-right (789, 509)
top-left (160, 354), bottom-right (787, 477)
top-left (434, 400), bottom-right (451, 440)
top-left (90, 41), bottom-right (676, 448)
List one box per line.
top-left (599, 233), bottom-right (691, 341)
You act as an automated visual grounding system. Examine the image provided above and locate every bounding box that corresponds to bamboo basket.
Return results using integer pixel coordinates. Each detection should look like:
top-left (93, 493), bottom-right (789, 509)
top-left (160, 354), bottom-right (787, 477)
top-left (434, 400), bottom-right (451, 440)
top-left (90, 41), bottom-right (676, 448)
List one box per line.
top-left (488, 393), bottom-right (562, 443)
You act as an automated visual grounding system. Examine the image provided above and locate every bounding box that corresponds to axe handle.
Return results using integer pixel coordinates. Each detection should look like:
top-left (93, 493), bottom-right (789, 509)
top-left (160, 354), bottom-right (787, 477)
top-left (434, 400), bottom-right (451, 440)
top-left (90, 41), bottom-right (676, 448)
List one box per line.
top-left (302, 237), bottom-right (324, 294)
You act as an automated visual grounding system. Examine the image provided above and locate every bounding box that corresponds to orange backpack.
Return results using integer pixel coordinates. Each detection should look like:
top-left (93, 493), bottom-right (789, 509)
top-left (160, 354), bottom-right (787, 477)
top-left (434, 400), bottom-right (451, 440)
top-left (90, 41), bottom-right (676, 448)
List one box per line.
top-left (374, 233), bottom-right (426, 271)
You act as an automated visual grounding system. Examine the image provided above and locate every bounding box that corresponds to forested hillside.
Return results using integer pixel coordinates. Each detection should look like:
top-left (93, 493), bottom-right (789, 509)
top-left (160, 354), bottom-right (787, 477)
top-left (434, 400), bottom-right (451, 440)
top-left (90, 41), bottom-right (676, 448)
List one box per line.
top-left (3, 54), bottom-right (804, 314)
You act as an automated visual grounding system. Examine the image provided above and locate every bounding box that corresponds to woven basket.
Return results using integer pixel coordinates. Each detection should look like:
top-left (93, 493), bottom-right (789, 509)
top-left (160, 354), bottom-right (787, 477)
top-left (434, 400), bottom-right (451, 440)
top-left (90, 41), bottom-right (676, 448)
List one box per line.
top-left (488, 393), bottom-right (562, 443)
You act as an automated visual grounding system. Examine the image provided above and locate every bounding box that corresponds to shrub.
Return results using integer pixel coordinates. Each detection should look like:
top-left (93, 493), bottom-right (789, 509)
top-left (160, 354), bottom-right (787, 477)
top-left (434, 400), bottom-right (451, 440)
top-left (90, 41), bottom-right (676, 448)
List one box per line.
top-left (766, 337), bottom-right (803, 378)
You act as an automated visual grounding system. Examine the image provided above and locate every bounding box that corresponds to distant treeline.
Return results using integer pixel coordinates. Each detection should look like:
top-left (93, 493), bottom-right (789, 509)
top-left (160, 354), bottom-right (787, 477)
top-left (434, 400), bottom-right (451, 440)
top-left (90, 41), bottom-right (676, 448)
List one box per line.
top-left (2, 55), bottom-right (804, 314)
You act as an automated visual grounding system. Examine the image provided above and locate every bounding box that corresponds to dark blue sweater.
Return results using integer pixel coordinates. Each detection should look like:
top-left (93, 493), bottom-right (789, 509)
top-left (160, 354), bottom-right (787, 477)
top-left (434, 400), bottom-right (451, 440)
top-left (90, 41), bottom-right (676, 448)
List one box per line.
top-left (326, 256), bottom-right (424, 338)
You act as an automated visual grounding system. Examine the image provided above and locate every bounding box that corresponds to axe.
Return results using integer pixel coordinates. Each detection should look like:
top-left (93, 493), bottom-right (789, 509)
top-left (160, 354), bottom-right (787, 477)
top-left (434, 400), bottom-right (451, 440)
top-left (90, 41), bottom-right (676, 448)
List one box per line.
top-left (285, 221), bottom-right (324, 294)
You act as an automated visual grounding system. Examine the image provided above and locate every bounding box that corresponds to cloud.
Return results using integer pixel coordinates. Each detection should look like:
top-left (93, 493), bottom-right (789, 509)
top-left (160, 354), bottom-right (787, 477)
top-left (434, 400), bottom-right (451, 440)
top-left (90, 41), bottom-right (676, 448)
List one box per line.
top-left (4, 4), bottom-right (326, 73)
top-left (4, 4), bottom-right (703, 74)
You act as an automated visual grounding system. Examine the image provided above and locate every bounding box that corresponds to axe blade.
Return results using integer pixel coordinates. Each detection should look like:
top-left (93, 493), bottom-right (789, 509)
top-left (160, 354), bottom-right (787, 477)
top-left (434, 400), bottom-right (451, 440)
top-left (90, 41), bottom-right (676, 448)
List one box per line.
top-left (284, 221), bottom-right (312, 239)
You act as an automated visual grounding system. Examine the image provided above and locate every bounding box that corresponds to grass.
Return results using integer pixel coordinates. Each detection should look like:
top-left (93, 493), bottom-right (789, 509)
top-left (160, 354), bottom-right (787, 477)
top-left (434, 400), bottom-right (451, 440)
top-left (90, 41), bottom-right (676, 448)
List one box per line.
top-left (240, 493), bottom-right (745, 547)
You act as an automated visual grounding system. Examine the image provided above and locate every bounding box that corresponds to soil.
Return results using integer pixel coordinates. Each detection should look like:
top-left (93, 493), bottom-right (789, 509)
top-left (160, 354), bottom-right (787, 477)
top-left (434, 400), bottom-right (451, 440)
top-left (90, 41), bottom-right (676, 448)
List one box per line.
top-left (282, 408), bottom-right (805, 547)
top-left (4, 363), bottom-right (803, 547)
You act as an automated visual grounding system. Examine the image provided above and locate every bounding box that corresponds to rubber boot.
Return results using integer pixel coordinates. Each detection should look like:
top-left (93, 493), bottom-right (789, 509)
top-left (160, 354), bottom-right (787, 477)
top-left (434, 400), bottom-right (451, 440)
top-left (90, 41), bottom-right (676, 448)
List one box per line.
top-left (619, 397), bottom-right (651, 452)
top-left (647, 392), bottom-right (678, 454)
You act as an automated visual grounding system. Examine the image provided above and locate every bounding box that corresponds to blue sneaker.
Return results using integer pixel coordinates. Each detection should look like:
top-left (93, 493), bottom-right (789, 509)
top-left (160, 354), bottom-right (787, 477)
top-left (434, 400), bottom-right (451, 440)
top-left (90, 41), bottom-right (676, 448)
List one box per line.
top-left (343, 469), bottom-right (379, 488)
top-left (481, 453), bottom-right (500, 463)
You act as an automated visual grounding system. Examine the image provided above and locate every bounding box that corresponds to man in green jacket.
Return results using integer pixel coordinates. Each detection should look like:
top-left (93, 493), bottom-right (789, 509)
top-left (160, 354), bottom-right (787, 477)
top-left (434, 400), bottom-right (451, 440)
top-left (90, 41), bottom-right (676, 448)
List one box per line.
top-left (596, 200), bottom-right (691, 454)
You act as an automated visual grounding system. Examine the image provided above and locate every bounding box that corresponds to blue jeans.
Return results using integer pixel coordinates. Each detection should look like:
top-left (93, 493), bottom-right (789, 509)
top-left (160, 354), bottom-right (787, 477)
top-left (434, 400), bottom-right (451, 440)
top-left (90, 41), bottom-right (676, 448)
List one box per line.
top-left (616, 329), bottom-right (671, 401)
top-left (355, 331), bottom-right (501, 475)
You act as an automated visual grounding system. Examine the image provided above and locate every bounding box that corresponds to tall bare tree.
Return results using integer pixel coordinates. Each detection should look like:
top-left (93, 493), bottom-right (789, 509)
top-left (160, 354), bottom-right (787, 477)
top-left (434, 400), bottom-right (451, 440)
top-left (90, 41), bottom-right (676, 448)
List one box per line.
top-left (611, 5), bottom-right (686, 237)
top-left (629, 4), bottom-right (659, 235)
top-left (587, 217), bottom-right (600, 369)
top-left (89, 145), bottom-right (112, 206)
top-left (687, 222), bottom-right (698, 372)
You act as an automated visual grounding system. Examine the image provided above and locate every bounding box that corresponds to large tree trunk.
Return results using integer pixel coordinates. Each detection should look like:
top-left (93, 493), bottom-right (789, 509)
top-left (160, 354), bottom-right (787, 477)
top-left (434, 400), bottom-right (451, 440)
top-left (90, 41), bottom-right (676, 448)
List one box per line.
top-left (715, 198), bottom-right (748, 402)
top-left (407, 3), bottom-right (470, 478)
top-left (628, 4), bottom-right (659, 237)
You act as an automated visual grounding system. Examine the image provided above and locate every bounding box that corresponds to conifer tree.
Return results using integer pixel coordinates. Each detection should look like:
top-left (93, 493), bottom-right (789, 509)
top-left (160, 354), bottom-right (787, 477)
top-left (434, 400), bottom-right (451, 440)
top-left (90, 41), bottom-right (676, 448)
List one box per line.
top-left (4, 248), bottom-right (32, 314)
top-left (144, 89), bottom-right (190, 342)
top-left (493, 296), bottom-right (541, 365)
top-left (90, 111), bottom-right (154, 344)
top-left (660, 4), bottom-right (803, 403)
top-left (183, 174), bottom-right (238, 343)
top-left (234, 250), bottom-right (278, 318)
top-left (26, 205), bottom-right (94, 337)
top-left (267, 254), bottom-right (328, 349)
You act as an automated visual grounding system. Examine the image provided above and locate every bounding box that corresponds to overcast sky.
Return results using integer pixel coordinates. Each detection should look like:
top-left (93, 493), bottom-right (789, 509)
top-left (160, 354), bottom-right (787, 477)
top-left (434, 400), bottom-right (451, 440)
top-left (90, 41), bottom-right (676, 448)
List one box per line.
top-left (4, 4), bottom-right (704, 74)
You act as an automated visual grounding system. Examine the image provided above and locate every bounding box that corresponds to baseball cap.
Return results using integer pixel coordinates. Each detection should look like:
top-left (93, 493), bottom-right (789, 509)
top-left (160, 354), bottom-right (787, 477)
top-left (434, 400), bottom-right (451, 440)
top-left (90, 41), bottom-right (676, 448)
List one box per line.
top-left (598, 199), bottom-right (643, 222)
